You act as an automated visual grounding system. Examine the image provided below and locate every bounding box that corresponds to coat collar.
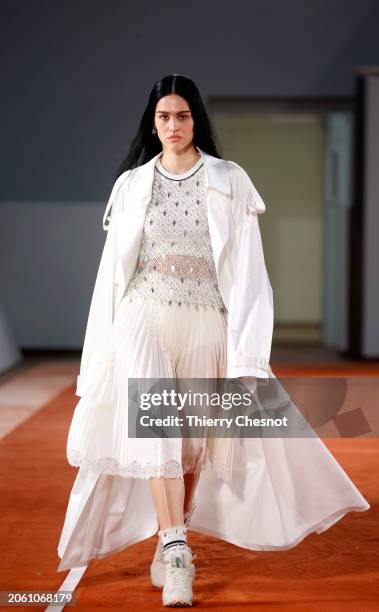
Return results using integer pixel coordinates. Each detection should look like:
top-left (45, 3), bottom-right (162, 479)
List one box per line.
top-left (131, 145), bottom-right (231, 199)
top-left (103, 146), bottom-right (231, 230)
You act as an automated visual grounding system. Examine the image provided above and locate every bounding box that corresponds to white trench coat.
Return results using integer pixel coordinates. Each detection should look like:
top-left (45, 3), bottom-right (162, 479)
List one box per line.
top-left (57, 148), bottom-right (369, 577)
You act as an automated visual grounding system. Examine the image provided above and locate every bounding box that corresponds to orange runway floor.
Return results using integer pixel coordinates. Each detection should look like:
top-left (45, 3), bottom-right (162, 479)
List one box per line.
top-left (0, 364), bottom-right (378, 611)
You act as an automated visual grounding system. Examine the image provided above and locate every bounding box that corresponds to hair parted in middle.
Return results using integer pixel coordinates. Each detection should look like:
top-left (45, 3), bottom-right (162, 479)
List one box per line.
top-left (116, 73), bottom-right (222, 178)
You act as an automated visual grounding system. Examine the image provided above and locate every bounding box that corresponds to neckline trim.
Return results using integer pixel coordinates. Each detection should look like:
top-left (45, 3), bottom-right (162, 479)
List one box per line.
top-left (155, 149), bottom-right (204, 180)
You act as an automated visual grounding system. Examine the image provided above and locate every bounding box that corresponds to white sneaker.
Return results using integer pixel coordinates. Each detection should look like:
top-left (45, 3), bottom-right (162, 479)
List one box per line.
top-left (150, 502), bottom-right (196, 589)
top-left (162, 544), bottom-right (196, 607)
top-left (150, 536), bottom-right (166, 588)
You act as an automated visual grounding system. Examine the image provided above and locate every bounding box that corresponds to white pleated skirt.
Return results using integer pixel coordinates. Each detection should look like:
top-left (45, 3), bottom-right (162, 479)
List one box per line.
top-left (67, 295), bottom-right (233, 480)
top-left (58, 295), bottom-right (370, 572)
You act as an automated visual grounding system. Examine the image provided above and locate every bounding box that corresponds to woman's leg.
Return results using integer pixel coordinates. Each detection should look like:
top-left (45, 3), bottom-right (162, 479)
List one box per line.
top-left (149, 303), bottom-right (226, 531)
top-left (150, 477), bottom-right (185, 530)
top-left (149, 471), bottom-right (200, 530)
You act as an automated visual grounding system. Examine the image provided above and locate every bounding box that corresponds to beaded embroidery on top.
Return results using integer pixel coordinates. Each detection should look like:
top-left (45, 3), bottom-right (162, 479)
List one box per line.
top-left (124, 156), bottom-right (225, 312)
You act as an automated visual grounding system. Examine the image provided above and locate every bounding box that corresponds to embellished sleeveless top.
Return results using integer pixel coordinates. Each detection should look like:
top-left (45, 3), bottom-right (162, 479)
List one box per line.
top-left (124, 152), bottom-right (225, 311)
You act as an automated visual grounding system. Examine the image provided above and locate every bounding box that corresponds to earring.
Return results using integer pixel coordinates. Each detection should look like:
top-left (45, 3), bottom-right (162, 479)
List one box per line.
top-left (152, 127), bottom-right (157, 135)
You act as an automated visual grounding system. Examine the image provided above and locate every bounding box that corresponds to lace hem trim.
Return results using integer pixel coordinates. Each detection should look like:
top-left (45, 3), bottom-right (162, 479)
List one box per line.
top-left (67, 449), bottom-right (231, 482)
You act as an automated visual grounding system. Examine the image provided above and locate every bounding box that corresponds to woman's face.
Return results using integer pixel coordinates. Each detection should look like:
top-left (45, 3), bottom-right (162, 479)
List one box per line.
top-left (154, 94), bottom-right (195, 151)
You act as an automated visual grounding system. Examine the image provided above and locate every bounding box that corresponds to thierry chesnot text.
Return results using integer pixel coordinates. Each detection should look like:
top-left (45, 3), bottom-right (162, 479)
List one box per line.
top-left (139, 415), bottom-right (289, 428)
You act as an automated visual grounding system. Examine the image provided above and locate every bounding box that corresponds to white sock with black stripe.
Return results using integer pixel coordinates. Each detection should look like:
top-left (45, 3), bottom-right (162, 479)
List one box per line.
top-left (158, 525), bottom-right (192, 567)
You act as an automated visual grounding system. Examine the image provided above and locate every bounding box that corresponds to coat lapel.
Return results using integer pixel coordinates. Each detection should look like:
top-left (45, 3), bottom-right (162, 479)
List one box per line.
top-left (115, 147), bottom-right (233, 308)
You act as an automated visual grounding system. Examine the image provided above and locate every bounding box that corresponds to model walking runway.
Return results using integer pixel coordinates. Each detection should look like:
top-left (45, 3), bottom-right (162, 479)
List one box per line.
top-left (57, 74), bottom-right (370, 607)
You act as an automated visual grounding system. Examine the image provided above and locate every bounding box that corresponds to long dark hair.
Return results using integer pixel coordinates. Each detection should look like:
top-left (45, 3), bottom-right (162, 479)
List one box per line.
top-left (116, 74), bottom-right (222, 178)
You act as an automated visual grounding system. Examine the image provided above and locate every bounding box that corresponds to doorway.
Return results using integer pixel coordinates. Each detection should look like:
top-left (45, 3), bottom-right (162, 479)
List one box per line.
top-left (209, 97), bottom-right (354, 350)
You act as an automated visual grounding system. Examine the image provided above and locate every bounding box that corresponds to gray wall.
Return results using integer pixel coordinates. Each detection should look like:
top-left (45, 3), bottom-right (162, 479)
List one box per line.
top-left (1, 0), bottom-right (379, 348)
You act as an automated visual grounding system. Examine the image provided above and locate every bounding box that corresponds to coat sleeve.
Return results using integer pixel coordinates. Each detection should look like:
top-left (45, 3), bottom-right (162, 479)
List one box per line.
top-left (76, 170), bottom-right (130, 397)
top-left (226, 162), bottom-right (274, 379)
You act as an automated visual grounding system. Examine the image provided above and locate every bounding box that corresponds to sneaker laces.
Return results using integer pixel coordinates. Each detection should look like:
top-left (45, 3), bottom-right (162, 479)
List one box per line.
top-left (166, 563), bottom-right (195, 588)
